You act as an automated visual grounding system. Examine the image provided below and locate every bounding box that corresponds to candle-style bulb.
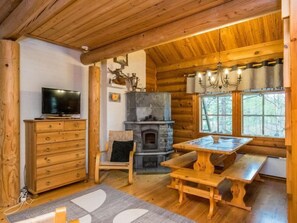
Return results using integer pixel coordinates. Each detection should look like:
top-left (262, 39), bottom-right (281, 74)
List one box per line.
top-left (224, 68), bottom-right (229, 75)
top-left (237, 68), bottom-right (242, 78)
top-left (207, 71), bottom-right (212, 77)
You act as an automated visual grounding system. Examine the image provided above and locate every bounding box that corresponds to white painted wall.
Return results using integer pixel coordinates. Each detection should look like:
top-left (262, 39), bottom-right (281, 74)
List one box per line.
top-left (100, 51), bottom-right (146, 149)
top-left (19, 38), bottom-right (89, 187)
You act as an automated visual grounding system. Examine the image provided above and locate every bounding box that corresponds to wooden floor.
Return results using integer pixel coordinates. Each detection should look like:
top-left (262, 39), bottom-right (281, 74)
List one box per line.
top-left (0, 171), bottom-right (287, 223)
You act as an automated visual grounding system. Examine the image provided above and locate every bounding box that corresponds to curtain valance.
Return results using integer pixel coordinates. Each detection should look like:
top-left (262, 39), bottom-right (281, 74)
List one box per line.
top-left (186, 59), bottom-right (283, 94)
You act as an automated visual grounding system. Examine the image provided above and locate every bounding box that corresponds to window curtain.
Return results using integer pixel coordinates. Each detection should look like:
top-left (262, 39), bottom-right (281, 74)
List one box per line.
top-left (186, 59), bottom-right (283, 94)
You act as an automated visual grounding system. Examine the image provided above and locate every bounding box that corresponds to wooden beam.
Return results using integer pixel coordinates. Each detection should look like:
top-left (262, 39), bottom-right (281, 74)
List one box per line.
top-left (0, 0), bottom-right (75, 40)
top-left (80, 0), bottom-right (281, 64)
top-left (0, 40), bottom-right (20, 207)
top-left (157, 40), bottom-right (284, 73)
top-left (88, 65), bottom-right (100, 180)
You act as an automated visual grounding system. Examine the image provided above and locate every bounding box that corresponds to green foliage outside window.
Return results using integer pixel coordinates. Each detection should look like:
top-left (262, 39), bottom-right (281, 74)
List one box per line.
top-left (200, 95), bottom-right (232, 134)
top-left (242, 92), bottom-right (285, 138)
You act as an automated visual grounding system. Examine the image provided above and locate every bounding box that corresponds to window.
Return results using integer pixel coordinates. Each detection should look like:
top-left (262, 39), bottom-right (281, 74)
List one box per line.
top-left (242, 92), bottom-right (285, 137)
top-left (200, 94), bottom-right (232, 134)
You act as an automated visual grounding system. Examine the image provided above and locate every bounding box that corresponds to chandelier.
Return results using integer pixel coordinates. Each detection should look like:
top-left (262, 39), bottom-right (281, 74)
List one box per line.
top-left (197, 29), bottom-right (242, 90)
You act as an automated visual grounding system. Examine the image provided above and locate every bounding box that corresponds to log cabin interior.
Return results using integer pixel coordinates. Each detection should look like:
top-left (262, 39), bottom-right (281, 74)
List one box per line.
top-left (0, 0), bottom-right (296, 222)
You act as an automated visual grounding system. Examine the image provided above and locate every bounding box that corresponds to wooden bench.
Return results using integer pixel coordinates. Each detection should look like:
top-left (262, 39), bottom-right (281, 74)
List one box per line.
top-left (221, 154), bottom-right (267, 210)
top-left (161, 151), bottom-right (197, 170)
top-left (161, 151), bottom-right (197, 188)
top-left (170, 168), bottom-right (225, 219)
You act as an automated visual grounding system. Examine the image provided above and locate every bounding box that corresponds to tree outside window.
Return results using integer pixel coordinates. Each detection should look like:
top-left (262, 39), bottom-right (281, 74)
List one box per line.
top-left (242, 92), bottom-right (285, 138)
top-left (200, 94), bottom-right (232, 134)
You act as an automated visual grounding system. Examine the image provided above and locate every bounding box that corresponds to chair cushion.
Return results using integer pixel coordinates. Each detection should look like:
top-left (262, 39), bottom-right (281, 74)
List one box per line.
top-left (110, 140), bottom-right (134, 162)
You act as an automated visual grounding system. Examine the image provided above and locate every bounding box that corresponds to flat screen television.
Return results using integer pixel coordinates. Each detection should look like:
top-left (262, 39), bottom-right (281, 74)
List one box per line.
top-left (42, 87), bottom-right (81, 116)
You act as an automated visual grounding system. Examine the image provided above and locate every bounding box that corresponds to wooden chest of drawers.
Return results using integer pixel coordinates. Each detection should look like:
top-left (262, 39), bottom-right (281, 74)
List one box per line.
top-left (24, 119), bottom-right (87, 195)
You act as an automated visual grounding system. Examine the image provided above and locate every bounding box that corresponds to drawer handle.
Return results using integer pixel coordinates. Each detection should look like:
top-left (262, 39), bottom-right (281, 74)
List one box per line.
top-left (45, 137), bottom-right (51, 141)
top-left (74, 123), bottom-right (79, 127)
top-left (76, 173), bottom-right (80, 178)
top-left (44, 157), bottom-right (51, 163)
top-left (46, 181), bottom-right (51, 186)
top-left (46, 170), bottom-right (51, 175)
top-left (48, 125), bottom-right (52, 128)
top-left (76, 144), bottom-right (79, 147)
top-left (76, 154), bottom-right (79, 158)
top-left (46, 148), bottom-right (50, 152)
top-left (75, 134), bottom-right (79, 137)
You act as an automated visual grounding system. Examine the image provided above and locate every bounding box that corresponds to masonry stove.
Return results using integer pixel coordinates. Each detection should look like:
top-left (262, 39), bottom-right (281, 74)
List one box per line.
top-left (124, 92), bottom-right (174, 173)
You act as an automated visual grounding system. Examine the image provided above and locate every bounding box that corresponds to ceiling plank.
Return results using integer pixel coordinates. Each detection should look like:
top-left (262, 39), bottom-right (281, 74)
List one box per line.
top-left (155, 40), bottom-right (283, 73)
top-left (0, 0), bottom-right (76, 40)
top-left (0, 0), bottom-right (22, 24)
top-left (66, 0), bottom-right (228, 49)
top-left (80, 0), bottom-right (281, 64)
top-left (148, 12), bottom-right (282, 66)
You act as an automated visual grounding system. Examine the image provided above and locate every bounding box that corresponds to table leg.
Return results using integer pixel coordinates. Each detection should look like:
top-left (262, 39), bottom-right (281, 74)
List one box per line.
top-left (193, 152), bottom-right (214, 174)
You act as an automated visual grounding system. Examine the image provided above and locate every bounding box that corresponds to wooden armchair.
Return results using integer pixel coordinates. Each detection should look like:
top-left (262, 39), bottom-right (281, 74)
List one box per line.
top-left (95, 130), bottom-right (136, 184)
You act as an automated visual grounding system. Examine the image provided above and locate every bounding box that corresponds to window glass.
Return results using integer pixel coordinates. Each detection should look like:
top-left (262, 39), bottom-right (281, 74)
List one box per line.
top-left (200, 94), bottom-right (232, 134)
top-left (242, 92), bottom-right (285, 138)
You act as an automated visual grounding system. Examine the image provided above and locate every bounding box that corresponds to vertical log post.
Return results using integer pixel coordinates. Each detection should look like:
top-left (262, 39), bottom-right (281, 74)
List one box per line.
top-left (88, 65), bottom-right (100, 180)
top-left (289, 0), bottom-right (297, 221)
top-left (0, 40), bottom-right (20, 207)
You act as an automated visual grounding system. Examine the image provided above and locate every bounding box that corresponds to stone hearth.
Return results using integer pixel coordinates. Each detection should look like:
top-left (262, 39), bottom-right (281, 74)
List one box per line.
top-left (125, 92), bottom-right (174, 173)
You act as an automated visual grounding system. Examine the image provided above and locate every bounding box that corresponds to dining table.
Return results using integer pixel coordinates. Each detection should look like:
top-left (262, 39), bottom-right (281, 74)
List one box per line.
top-left (172, 135), bottom-right (253, 174)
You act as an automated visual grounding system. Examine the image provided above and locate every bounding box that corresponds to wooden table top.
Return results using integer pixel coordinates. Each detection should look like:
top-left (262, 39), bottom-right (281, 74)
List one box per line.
top-left (173, 135), bottom-right (253, 155)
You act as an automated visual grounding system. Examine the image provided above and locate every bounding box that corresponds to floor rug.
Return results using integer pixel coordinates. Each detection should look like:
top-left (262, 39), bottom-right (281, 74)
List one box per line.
top-left (7, 184), bottom-right (195, 223)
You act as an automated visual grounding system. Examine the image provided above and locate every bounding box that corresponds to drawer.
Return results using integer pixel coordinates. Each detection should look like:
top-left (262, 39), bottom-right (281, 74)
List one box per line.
top-left (36, 169), bottom-right (85, 192)
top-left (36, 140), bottom-right (85, 156)
top-left (64, 121), bottom-right (86, 130)
top-left (37, 150), bottom-right (85, 167)
top-left (37, 159), bottom-right (85, 179)
top-left (35, 122), bottom-right (64, 132)
top-left (63, 130), bottom-right (85, 141)
top-left (36, 130), bottom-right (85, 144)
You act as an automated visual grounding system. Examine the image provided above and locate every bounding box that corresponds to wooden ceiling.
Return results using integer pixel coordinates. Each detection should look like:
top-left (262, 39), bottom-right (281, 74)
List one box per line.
top-left (0, 0), bottom-right (281, 64)
top-left (146, 12), bottom-right (283, 66)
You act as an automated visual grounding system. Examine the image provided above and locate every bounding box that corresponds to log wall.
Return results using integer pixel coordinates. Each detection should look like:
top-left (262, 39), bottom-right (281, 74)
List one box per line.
top-left (150, 45), bottom-right (286, 158)
top-left (146, 54), bottom-right (156, 92)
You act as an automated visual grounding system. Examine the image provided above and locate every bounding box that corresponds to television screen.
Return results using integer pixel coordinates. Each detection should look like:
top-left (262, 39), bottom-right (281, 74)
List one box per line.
top-left (42, 87), bottom-right (81, 115)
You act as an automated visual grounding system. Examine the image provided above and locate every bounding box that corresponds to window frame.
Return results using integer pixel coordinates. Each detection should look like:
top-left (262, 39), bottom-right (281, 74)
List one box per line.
top-left (199, 93), bottom-right (233, 135)
top-left (241, 91), bottom-right (285, 138)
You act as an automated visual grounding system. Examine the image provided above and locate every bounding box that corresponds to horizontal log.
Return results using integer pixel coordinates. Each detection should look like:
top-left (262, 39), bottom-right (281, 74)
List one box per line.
top-left (239, 145), bottom-right (286, 158)
top-left (172, 114), bottom-right (193, 121)
top-left (81, 0), bottom-right (280, 64)
top-left (171, 92), bottom-right (193, 99)
top-left (157, 84), bottom-right (186, 92)
top-left (157, 40), bottom-right (284, 72)
top-left (173, 123), bottom-right (194, 131)
top-left (157, 77), bottom-right (186, 86)
top-left (174, 130), bottom-right (196, 138)
top-left (172, 107), bottom-right (193, 114)
top-left (172, 99), bottom-right (193, 108)
top-left (173, 137), bottom-right (193, 144)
